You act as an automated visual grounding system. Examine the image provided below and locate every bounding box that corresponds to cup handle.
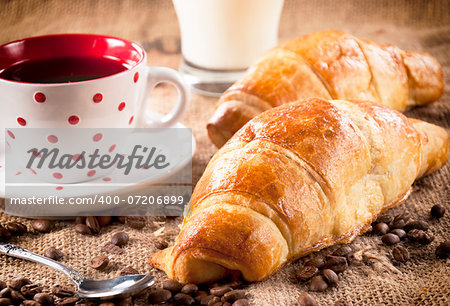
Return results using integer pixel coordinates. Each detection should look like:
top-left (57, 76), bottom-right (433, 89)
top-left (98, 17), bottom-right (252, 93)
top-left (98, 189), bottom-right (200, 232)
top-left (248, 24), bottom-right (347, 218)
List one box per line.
top-left (138, 66), bottom-right (190, 128)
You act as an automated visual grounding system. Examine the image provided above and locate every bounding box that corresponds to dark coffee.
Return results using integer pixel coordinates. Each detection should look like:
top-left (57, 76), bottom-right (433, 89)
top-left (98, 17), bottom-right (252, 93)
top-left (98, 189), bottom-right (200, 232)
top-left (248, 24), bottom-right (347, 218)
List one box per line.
top-left (0, 56), bottom-right (128, 83)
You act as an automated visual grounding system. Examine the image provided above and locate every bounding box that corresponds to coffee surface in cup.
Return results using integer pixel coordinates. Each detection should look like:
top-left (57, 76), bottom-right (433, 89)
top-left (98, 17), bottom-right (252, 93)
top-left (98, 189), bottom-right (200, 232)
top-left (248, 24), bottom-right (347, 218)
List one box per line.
top-left (0, 56), bottom-right (128, 83)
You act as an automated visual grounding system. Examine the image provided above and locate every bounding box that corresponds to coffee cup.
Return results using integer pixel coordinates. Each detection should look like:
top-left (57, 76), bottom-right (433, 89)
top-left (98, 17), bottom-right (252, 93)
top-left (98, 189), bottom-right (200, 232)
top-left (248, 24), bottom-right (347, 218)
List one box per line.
top-left (0, 33), bottom-right (190, 183)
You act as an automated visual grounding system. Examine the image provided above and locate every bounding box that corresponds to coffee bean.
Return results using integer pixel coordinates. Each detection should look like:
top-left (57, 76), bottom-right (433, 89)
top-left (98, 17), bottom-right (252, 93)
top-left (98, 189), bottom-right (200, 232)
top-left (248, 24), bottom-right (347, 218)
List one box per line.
top-left (0, 298), bottom-right (12, 306)
top-left (22, 300), bottom-right (41, 306)
top-left (85, 216), bottom-right (101, 234)
top-left (376, 215), bottom-right (394, 226)
top-left (200, 295), bottom-right (216, 305)
top-left (9, 277), bottom-right (31, 290)
top-left (125, 217), bottom-right (146, 229)
top-left (20, 284), bottom-right (42, 298)
top-left (436, 241), bottom-right (450, 259)
top-left (163, 279), bottom-right (183, 292)
top-left (297, 293), bottom-right (317, 306)
top-left (0, 288), bottom-right (11, 298)
top-left (90, 255), bottom-right (109, 270)
top-left (34, 293), bottom-right (54, 305)
top-left (391, 229), bottom-right (407, 239)
top-left (148, 289), bottom-right (172, 304)
top-left (431, 204), bottom-right (445, 219)
top-left (75, 216), bottom-right (86, 224)
top-left (325, 255), bottom-right (348, 273)
top-left (0, 281), bottom-right (5, 291)
top-left (57, 297), bottom-right (79, 305)
top-left (322, 269), bottom-right (338, 286)
top-left (333, 245), bottom-right (352, 257)
top-left (44, 247), bottom-right (63, 261)
top-left (154, 239), bottom-right (169, 250)
top-left (309, 275), bottom-right (328, 292)
top-left (181, 284), bottom-right (198, 295)
top-left (232, 299), bottom-right (249, 306)
top-left (32, 219), bottom-right (53, 233)
top-left (116, 297), bottom-right (133, 306)
top-left (10, 289), bottom-right (25, 303)
top-left (117, 216), bottom-right (126, 224)
top-left (222, 290), bottom-right (245, 303)
top-left (0, 227), bottom-right (11, 242)
top-left (120, 266), bottom-right (139, 276)
top-left (295, 265), bottom-right (319, 282)
top-left (75, 300), bottom-right (96, 306)
top-left (392, 246), bottom-right (410, 263)
top-left (174, 293), bottom-right (195, 305)
top-left (52, 285), bottom-right (75, 298)
top-left (195, 291), bottom-right (208, 303)
top-left (206, 296), bottom-right (221, 306)
top-left (74, 224), bottom-right (91, 235)
top-left (304, 257), bottom-right (325, 269)
top-left (101, 243), bottom-right (123, 255)
top-left (404, 220), bottom-right (429, 232)
top-left (382, 233), bottom-right (400, 245)
top-left (418, 231), bottom-right (434, 245)
top-left (373, 223), bottom-right (389, 235)
top-left (407, 229), bottom-right (426, 242)
top-left (391, 219), bottom-right (406, 230)
top-left (5, 222), bottom-right (27, 236)
top-left (210, 286), bottom-right (232, 297)
top-left (97, 216), bottom-right (112, 227)
top-left (111, 232), bottom-right (129, 247)
top-left (394, 211), bottom-right (411, 223)
top-left (98, 302), bottom-right (114, 306)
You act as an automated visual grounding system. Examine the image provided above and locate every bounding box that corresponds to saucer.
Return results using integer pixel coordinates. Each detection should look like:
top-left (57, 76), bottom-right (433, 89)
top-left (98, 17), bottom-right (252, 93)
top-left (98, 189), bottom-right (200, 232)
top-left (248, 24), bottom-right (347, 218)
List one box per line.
top-left (0, 115), bottom-right (196, 207)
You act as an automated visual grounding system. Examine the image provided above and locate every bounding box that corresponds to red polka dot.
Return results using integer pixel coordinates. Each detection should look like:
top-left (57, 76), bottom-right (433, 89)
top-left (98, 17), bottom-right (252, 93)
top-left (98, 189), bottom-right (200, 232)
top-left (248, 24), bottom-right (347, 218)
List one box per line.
top-left (109, 144), bottom-right (116, 153)
top-left (134, 72), bottom-right (139, 83)
top-left (118, 102), bottom-right (126, 111)
top-left (103, 177), bottom-right (111, 182)
top-left (72, 154), bottom-right (82, 161)
top-left (17, 117), bottom-right (26, 126)
top-left (68, 115), bottom-right (80, 125)
top-left (129, 116), bottom-right (134, 125)
top-left (56, 186), bottom-right (63, 190)
top-left (53, 172), bottom-right (63, 179)
top-left (7, 130), bottom-right (15, 139)
top-left (93, 93), bottom-right (103, 103)
top-left (29, 168), bottom-right (37, 175)
top-left (47, 135), bottom-right (58, 143)
top-left (87, 170), bottom-right (96, 177)
top-left (93, 133), bottom-right (103, 142)
top-left (34, 92), bottom-right (46, 103)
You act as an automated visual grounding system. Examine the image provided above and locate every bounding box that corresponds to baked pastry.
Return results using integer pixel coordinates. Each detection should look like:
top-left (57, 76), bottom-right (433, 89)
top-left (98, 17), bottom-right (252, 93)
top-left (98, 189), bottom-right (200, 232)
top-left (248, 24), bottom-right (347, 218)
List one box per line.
top-left (150, 98), bottom-right (448, 284)
top-left (207, 30), bottom-right (444, 147)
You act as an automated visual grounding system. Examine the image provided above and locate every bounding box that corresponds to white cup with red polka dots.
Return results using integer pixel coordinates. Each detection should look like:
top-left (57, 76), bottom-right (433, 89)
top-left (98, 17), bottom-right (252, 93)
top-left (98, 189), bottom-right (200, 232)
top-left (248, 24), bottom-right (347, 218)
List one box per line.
top-left (0, 34), bottom-right (190, 183)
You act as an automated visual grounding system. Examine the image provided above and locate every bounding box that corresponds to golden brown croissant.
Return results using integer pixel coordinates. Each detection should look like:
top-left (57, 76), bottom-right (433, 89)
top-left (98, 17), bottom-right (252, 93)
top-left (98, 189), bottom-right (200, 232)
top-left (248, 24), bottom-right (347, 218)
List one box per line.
top-left (151, 98), bottom-right (448, 284)
top-left (207, 30), bottom-right (444, 147)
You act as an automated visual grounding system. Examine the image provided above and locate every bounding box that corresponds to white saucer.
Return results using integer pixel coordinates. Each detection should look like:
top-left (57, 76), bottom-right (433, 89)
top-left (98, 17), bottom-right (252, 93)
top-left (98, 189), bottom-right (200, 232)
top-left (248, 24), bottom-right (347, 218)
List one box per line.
top-left (0, 117), bottom-right (195, 201)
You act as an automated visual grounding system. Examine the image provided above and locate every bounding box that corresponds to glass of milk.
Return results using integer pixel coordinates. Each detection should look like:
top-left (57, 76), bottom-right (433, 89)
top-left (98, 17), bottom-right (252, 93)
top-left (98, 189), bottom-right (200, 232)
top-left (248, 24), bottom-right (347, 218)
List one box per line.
top-left (173, 0), bottom-right (284, 97)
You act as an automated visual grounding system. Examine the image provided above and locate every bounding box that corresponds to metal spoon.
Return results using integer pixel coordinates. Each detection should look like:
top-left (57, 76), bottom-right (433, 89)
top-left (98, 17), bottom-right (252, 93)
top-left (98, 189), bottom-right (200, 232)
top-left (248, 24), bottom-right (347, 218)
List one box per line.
top-left (0, 243), bottom-right (154, 300)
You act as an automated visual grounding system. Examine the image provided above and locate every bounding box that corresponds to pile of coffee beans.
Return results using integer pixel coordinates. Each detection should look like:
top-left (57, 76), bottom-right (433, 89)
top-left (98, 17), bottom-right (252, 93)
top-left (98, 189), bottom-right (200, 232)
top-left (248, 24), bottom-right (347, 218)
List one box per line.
top-left (74, 217), bottom-right (146, 236)
top-left (293, 245), bottom-right (352, 292)
top-left (147, 279), bottom-right (249, 305)
top-left (0, 221), bottom-right (28, 242)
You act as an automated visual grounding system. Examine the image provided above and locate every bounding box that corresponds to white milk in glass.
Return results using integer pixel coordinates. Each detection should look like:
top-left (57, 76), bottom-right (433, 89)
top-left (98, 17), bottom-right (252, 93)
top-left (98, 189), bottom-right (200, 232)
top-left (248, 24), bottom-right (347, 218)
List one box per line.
top-left (173, 0), bottom-right (284, 70)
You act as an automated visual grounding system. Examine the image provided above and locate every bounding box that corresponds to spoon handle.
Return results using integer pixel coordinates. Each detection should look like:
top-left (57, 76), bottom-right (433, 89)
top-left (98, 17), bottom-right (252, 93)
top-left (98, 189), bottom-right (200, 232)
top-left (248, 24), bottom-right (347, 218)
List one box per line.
top-left (0, 243), bottom-right (86, 285)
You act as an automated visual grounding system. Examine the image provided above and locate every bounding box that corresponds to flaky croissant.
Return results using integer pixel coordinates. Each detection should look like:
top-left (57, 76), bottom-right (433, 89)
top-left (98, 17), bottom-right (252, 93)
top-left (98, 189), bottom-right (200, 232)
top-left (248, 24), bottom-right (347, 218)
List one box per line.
top-left (207, 30), bottom-right (444, 147)
top-left (151, 98), bottom-right (448, 284)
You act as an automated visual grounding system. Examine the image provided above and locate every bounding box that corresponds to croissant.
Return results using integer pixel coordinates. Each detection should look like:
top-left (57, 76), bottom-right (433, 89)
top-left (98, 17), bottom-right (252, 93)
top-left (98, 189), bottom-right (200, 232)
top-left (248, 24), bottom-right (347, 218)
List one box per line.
top-left (151, 98), bottom-right (448, 284)
top-left (207, 30), bottom-right (444, 147)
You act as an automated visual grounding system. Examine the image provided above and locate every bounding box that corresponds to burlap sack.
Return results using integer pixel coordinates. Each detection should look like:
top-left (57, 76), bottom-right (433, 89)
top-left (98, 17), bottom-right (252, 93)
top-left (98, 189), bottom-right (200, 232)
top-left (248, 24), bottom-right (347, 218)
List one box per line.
top-left (1, 1), bottom-right (449, 305)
